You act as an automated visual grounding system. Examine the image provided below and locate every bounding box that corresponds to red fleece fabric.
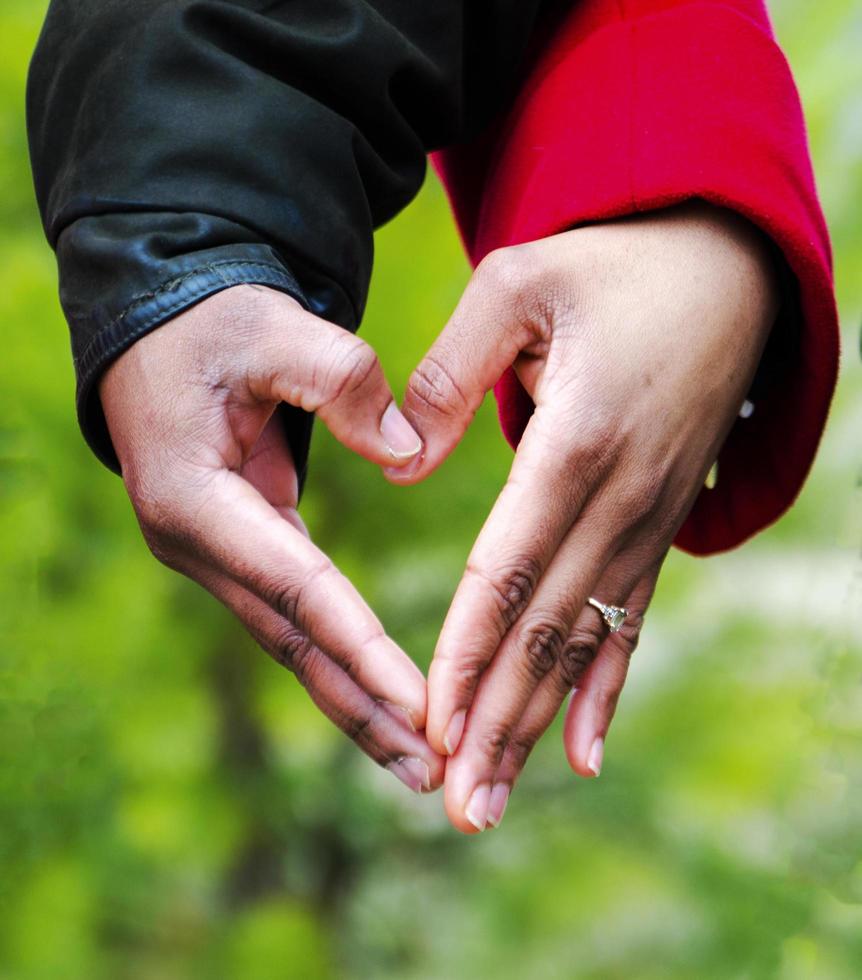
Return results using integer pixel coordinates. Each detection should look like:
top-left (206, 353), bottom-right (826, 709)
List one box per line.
top-left (432, 0), bottom-right (839, 555)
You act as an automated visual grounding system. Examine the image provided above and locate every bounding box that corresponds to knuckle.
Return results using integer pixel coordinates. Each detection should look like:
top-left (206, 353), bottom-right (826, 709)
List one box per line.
top-left (324, 697), bottom-right (384, 760)
top-left (325, 336), bottom-right (380, 405)
top-left (264, 559), bottom-right (333, 629)
top-left (571, 617), bottom-right (605, 651)
top-left (638, 469), bottom-right (667, 517)
top-left (407, 353), bottom-right (469, 419)
top-left (438, 649), bottom-right (488, 693)
top-left (612, 608), bottom-right (645, 657)
top-left (558, 639), bottom-right (598, 691)
top-left (616, 468), bottom-right (667, 527)
top-left (267, 582), bottom-right (301, 626)
top-left (474, 244), bottom-right (554, 344)
top-left (467, 556), bottom-right (542, 632)
top-left (561, 415), bottom-right (619, 476)
top-left (343, 710), bottom-right (374, 747)
top-left (556, 621), bottom-right (604, 691)
top-left (476, 246), bottom-right (529, 299)
top-left (521, 618), bottom-right (569, 681)
top-left (272, 625), bottom-right (316, 677)
top-left (479, 724), bottom-right (511, 769)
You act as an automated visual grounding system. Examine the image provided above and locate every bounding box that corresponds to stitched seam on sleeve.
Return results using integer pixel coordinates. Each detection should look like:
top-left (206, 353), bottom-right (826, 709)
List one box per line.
top-left (73, 260), bottom-right (299, 379)
top-left (113, 258), bottom-right (295, 332)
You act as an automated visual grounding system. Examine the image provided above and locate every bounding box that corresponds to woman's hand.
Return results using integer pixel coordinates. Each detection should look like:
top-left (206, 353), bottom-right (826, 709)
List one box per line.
top-left (393, 201), bottom-right (780, 831)
top-left (101, 284), bottom-right (445, 794)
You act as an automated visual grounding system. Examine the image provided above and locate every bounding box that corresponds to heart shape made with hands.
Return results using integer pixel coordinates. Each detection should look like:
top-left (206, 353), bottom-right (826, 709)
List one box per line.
top-left (101, 202), bottom-right (778, 833)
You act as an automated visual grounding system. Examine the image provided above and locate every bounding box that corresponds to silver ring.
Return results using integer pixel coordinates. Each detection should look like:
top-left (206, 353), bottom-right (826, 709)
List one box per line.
top-left (587, 597), bottom-right (628, 633)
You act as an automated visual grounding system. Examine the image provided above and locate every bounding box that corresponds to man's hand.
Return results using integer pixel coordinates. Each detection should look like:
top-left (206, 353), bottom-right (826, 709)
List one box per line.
top-left (393, 202), bottom-right (780, 831)
top-left (101, 284), bottom-right (445, 794)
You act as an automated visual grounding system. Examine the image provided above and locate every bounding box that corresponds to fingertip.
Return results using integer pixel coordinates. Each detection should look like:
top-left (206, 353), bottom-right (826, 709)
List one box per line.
top-left (379, 401), bottom-right (423, 463)
top-left (426, 728), bottom-right (448, 758)
top-left (425, 751), bottom-right (447, 793)
top-left (380, 693), bottom-right (426, 739)
top-left (442, 708), bottom-right (467, 757)
top-left (442, 755), bottom-right (491, 834)
top-left (385, 644), bottom-right (428, 732)
top-left (486, 782), bottom-right (511, 829)
top-left (450, 815), bottom-right (484, 835)
top-left (382, 450), bottom-right (426, 483)
top-left (405, 690), bottom-right (427, 736)
top-left (586, 736), bottom-right (604, 777)
top-left (383, 733), bottom-right (445, 795)
top-left (381, 427), bottom-right (459, 485)
top-left (565, 744), bottom-right (600, 779)
top-left (380, 701), bottom-right (418, 733)
top-left (444, 790), bottom-right (487, 835)
top-left (386, 757), bottom-right (432, 794)
top-left (563, 691), bottom-right (601, 778)
top-left (424, 715), bottom-right (450, 758)
top-left (464, 783), bottom-right (491, 832)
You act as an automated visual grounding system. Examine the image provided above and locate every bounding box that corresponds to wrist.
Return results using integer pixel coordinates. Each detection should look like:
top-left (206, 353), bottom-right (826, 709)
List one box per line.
top-left (670, 198), bottom-right (781, 325)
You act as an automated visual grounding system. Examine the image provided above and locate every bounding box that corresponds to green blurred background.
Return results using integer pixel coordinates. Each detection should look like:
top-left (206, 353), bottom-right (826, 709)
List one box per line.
top-left (2, 1), bottom-right (860, 977)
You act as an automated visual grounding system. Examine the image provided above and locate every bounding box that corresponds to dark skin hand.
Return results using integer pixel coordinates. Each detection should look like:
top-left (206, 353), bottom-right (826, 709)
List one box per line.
top-left (100, 201), bottom-right (778, 828)
top-left (391, 201), bottom-right (779, 831)
top-left (100, 284), bottom-right (446, 794)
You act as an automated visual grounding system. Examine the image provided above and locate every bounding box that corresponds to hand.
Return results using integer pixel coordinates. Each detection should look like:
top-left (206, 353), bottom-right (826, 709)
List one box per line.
top-left (393, 201), bottom-right (779, 831)
top-left (101, 284), bottom-right (445, 794)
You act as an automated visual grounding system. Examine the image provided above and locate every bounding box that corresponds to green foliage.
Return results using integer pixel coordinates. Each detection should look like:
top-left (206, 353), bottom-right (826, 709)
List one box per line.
top-left (1, 1), bottom-right (860, 977)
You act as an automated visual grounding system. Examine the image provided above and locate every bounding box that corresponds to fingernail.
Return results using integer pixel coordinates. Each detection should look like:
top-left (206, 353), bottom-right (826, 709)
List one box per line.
top-left (465, 783), bottom-right (491, 831)
top-left (587, 736), bottom-right (604, 777)
top-left (487, 783), bottom-right (510, 829)
top-left (443, 709), bottom-right (467, 756)
top-left (380, 701), bottom-right (417, 732)
top-left (382, 449), bottom-right (424, 481)
top-left (386, 757), bottom-right (431, 794)
top-left (380, 402), bottom-right (422, 460)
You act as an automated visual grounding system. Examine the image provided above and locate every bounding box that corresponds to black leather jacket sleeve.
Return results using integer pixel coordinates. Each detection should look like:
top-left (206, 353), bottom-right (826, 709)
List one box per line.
top-left (27, 0), bottom-right (546, 473)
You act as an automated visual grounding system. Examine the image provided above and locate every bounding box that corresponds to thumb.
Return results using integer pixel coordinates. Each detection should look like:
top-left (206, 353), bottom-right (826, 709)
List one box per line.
top-left (250, 291), bottom-right (423, 469)
top-left (395, 249), bottom-right (537, 482)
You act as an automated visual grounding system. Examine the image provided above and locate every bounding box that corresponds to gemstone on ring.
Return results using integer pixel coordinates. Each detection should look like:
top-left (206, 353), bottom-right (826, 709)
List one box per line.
top-left (587, 597), bottom-right (628, 633)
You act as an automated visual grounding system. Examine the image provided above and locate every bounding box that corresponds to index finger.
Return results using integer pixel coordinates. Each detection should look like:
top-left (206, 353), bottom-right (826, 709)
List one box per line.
top-left (164, 467), bottom-right (428, 729)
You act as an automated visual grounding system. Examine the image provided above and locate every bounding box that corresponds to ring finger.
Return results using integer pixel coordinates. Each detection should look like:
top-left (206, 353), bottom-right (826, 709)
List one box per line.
top-left (561, 566), bottom-right (659, 779)
top-left (444, 554), bottom-right (658, 831)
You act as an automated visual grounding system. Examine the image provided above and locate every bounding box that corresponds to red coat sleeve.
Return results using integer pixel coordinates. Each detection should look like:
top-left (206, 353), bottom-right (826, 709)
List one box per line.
top-left (432, 0), bottom-right (839, 555)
